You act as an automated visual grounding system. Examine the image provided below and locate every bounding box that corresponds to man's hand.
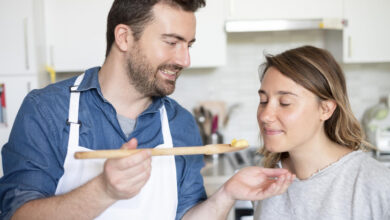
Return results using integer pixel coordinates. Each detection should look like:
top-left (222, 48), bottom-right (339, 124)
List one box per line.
top-left (101, 138), bottom-right (152, 200)
top-left (223, 166), bottom-right (295, 202)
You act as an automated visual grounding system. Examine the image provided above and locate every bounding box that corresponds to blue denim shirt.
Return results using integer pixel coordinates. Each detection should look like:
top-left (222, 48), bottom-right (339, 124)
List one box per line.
top-left (0, 67), bottom-right (207, 220)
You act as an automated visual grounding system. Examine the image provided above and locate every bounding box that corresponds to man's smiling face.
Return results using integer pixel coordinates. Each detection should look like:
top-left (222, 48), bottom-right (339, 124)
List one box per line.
top-left (126, 2), bottom-right (196, 96)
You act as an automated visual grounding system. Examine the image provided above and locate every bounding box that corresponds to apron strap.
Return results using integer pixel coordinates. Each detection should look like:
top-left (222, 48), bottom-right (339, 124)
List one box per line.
top-left (67, 74), bottom-right (85, 148)
top-left (160, 105), bottom-right (173, 147)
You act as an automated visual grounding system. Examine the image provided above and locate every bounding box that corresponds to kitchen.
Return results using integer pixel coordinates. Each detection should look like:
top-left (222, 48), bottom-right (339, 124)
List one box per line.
top-left (1, 0), bottom-right (390, 219)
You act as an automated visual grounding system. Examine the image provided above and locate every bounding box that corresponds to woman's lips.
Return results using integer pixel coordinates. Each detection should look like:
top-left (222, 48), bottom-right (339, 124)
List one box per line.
top-left (263, 128), bottom-right (283, 135)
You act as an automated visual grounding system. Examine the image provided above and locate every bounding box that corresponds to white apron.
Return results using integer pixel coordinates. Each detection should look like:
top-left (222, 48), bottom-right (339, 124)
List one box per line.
top-left (55, 74), bottom-right (178, 219)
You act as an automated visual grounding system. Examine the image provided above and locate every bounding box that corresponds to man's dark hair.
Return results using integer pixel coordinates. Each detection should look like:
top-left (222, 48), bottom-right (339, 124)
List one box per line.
top-left (105, 0), bottom-right (206, 57)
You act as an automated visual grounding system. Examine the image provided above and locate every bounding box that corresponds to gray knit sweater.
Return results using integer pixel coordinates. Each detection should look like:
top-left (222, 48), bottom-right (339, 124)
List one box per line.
top-left (254, 151), bottom-right (390, 220)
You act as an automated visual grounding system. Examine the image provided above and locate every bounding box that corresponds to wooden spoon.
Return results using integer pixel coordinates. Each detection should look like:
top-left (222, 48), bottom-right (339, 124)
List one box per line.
top-left (74, 144), bottom-right (248, 159)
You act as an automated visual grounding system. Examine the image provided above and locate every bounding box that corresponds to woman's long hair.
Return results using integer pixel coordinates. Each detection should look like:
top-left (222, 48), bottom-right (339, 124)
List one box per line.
top-left (259, 45), bottom-right (373, 168)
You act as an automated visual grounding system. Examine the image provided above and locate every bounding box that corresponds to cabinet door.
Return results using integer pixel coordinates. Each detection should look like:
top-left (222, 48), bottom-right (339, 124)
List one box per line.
top-left (343, 0), bottom-right (390, 62)
top-left (0, 0), bottom-right (37, 75)
top-left (190, 0), bottom-right (226, 67)
top-left (0, 75), bottom-right (38, 177)
top-left (44, 0), bottom-right (113, 72)
top-left (228, 0), bottom-right (343, 20)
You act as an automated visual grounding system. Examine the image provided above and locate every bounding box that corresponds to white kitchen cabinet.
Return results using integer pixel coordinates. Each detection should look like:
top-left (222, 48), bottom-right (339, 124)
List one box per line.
top-left (190, 0), bottom-right (226, 67)
top-left (44, 0), bottom-right (226, 72)
top-left (341, 0), bottom-right (390, 63)
top-left (0, 75), bottom-right (38, 176)
top-left (227, 0), bottom-right (343, 20)
top-left (228, 0), bottom-right (390, 63)
top-left (0, 0), bottom-right (38, 75)
top-left (44, 0), bottom-right (112, 72)
top-left (0, 0), bottom-right (41, 176)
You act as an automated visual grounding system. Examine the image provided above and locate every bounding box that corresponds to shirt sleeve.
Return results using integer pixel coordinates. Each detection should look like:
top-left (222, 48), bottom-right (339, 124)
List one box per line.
top-left (175, 154), bottom-right (207, 220)
top-left (0, 93), bottom-right (64, 219)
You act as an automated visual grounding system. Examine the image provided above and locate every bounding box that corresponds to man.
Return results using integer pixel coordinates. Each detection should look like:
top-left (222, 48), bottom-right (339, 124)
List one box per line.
top-left (0, 1), bottom-right (293, 219)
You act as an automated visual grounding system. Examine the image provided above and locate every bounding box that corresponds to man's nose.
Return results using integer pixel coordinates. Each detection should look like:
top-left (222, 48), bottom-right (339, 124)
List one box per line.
top-left (175, 46), bottom-right (191, 68)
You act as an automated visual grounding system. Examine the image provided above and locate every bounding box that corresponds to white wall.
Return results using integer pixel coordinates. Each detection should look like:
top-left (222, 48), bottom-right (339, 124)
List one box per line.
top-left (171, 30), bottom-right (390, 148)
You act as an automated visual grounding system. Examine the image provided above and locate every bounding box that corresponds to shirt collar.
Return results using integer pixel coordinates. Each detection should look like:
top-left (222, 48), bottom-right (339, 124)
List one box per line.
top-left (76, 66), bottom-right (101, 92)
top-left (142, 96), bottom-right (173, 115)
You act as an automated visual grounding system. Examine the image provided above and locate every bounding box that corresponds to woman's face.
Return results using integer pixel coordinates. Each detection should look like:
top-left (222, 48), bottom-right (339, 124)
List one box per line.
top-left (257, 67), bottom-right (325, 153)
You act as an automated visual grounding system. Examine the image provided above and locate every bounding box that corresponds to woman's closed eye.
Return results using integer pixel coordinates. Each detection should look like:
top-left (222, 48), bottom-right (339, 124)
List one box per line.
top-left (280, 102), bottom-right (291, 107)
top-left (259, 96), bottom-right (268, 105)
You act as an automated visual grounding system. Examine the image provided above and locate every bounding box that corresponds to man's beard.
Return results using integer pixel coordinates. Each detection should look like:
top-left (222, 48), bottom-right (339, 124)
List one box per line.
top-left (126, 45), bottom-right (180, 97)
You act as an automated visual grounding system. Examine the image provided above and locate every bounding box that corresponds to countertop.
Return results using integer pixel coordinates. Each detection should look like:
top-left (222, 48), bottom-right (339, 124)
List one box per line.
top-left (200, 148), bottom-right (262, 194)
top-left (201, 154), bottom-right (235, 186)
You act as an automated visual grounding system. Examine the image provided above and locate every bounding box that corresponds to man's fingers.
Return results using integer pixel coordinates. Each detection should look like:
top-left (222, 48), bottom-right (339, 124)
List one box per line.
top-left (108, 149), bottom-right (151, 170)
top-left (103, 152), bottom-right (152, 200)
top-left (118, 164), bottom-right (152, 187)
top-left (117, 158), bottom-right (152, 179)
top-left (103, 165), bottom-right (151, 200)
top-left (121, 138), bottom-right (138, 150)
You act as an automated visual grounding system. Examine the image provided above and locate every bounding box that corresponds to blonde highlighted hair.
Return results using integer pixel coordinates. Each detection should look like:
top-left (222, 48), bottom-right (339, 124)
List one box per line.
top-left (258, 45), bottom-right (373, 168)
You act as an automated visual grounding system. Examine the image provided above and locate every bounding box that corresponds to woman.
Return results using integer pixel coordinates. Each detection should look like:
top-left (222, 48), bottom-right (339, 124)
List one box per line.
top-left (254, 45), bottom-right (390, 219)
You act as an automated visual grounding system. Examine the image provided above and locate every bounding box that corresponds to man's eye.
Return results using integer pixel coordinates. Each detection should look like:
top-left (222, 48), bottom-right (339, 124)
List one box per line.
top-left (280, 103), bottom-right (290, 107)
top-left (260, 101), bottom-right (268, 105)
top-left (166, 41), bottom-right (177, 46)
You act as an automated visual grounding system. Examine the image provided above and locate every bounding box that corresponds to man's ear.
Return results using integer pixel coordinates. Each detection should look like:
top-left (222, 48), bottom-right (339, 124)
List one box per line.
top-left (320, 99), bottom-right (337, 121)
top-left (114, 24), bottom-right (134, 52)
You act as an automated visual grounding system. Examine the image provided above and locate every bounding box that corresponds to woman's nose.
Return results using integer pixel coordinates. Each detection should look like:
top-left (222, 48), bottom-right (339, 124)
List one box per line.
top-left (258, 104), bottom-right (276, 123)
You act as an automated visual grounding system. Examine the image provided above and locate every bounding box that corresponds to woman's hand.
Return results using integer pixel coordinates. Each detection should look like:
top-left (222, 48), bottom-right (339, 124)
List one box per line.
top-left (222, 166), bottom-right (295, 201)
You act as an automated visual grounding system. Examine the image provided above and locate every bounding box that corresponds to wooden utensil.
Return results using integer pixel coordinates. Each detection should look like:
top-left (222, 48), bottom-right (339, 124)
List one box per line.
top-left (74, 144), bottom-right (248, 159)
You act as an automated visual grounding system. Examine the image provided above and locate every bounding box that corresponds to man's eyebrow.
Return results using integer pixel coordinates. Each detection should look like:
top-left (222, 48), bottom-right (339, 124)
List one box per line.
top-left (162, 33), bottom-right (196, 44)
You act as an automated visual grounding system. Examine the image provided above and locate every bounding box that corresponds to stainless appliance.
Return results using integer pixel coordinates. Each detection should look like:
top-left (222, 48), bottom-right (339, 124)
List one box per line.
top-left (362, 94), bottom-right (390, 154)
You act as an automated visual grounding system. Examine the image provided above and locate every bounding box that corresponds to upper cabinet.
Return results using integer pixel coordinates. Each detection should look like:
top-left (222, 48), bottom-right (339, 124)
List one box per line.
top-left (0, 0), bottom-right (38, 75)
top-left (341, 0), bottom-right (390, 63)
top-left (44, 0), bottom-right (112, 72)
top-left (227, 0), bottom-right (390, 64)
top-left (190, 0), bottom-right (226, 67)
top-left (227, 0), bottom-right (343, 20)
top-left (43, 0), bottom-right (226, 72)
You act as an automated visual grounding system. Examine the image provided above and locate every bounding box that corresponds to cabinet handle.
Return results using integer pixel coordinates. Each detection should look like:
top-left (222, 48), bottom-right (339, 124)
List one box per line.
top-left (50, 45), bottom-right (54, 67)
top-left (348, 36), bottom-right (352, 58)
top-left (27, 82), bottom-right (31, 93)
top-left (23, 17), bottom-right (30, 70)
top-left (229, 0), bottom-right (235, 17)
